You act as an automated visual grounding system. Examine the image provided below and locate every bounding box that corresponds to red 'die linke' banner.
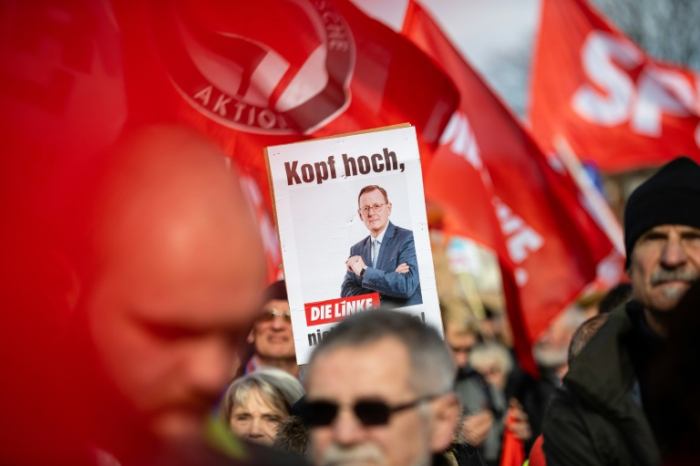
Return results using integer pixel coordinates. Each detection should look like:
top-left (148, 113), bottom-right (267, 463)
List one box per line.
top-left (304, 293), bottom-right (380, 327)
top-left (529, 0), bottom-right (700, 172)
top-left (402, 0), bottom-right (615, 375)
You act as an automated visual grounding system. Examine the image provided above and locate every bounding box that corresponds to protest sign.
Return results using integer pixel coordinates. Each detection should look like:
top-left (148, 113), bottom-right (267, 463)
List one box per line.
top-left (266, 124), bottom-right (441, 364)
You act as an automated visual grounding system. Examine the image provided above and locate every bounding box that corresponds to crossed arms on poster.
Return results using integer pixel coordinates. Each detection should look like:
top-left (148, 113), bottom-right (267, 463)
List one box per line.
top-left (341, 185), bottom-right (423, 308)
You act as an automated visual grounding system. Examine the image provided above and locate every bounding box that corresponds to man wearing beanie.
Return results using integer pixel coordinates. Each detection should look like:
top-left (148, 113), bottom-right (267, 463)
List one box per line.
top-left (542, 156), bottom-right (700, 466)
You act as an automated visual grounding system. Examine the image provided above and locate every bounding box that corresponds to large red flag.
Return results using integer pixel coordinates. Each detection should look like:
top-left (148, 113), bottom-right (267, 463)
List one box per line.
top-left (529, 0), bottom-right (700, 172)
top-left (1, 0), bottom-right (459, 282)
top-left (403, 0), bottom-right (616, 373)
top-left (113, 0), bottom-right (459, 204)
top-left (113, 0), bottom-right (459, 279)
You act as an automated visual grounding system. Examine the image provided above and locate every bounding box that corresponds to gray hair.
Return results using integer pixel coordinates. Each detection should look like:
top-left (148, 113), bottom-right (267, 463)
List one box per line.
top-left (559, 307), bottom-right (588, 331)
top-left (307, 310), bottom-right (455, 395)
top-left (219, 369), bottom-right (305, 423)
top-left (470, 342), bottom-right (513, 376)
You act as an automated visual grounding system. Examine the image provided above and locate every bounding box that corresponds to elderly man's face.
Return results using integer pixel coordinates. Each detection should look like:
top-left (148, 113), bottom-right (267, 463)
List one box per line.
top-left (358, 189), bottom-right (392, 237)
top-left (307, 337), bottom-right (436, 466)
top-left (629, 224), bottom-right (700, 313)
top-left (250, 299), bottom-right (295, 360)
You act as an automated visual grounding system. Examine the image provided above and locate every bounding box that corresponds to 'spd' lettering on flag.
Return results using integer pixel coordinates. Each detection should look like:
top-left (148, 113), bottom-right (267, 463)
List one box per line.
top-left (304, 293), bottom-right (380, 326)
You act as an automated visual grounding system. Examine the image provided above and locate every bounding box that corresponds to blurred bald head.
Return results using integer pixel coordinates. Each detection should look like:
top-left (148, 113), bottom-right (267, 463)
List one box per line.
top-left (81, 125), bottom-right (265, 445)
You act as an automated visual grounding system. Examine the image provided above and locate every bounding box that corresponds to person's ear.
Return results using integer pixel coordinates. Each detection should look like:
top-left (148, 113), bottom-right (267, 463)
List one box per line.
top-left (428, 393), bottom-right (461, 453)
top-left (247, 328), bottom-right (255, 344)
top-left (358, 209), bottom-right (363, 221)
top-left (387, 202), bottom-right (392, 216)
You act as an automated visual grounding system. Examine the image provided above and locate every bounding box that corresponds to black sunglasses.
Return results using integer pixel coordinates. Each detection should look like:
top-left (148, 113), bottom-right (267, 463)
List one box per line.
top-left (302, 394), bottom-right (440, 427)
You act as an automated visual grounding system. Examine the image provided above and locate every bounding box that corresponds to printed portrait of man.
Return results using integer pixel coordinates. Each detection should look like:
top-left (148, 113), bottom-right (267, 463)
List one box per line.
top-left (341, 185), bottom-right (422, 307)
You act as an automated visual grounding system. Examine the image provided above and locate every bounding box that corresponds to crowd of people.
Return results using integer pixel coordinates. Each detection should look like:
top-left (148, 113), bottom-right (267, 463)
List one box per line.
top-left (3, 124), bottom-right (700, 466)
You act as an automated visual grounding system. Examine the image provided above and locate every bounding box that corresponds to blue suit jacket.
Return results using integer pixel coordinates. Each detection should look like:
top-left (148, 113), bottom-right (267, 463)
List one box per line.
top-left (341, 222), bottom-right (422, 308)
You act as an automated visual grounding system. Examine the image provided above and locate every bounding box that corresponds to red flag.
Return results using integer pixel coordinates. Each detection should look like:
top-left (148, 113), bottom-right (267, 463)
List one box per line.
top-left (402, 0), bottom-right (616, 373)
top-left (112, 0), bottom-right (460, 280)
top-left (113, 0), bottom-right (459, 196)
top-left (500, 410), bottom-right (526, 466)
top-left (529, 0), bottom-right (700, 172)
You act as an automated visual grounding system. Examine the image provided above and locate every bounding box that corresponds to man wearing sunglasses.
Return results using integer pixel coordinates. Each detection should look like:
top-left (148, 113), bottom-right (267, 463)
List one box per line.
top-left (304, 310), bottom-right (485, 466)
top-left (341, 185), bottom-right (422, 308)
top-left (246, 280), bottom-right (299, 378)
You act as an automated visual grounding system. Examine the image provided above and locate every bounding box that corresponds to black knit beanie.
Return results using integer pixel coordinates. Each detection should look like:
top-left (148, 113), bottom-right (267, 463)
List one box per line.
top-left (624, 156), bottom-right (700, 268)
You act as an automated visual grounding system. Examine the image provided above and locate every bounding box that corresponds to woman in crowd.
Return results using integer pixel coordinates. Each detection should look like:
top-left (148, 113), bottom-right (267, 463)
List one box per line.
top-left (470, 342), bottom-right (513, 392)
top-left (219, 369), bottom-right (304, 445)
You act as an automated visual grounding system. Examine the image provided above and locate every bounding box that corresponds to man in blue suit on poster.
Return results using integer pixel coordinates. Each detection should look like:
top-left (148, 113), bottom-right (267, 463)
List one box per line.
top-left (341, 185), bottom-right (422, 308)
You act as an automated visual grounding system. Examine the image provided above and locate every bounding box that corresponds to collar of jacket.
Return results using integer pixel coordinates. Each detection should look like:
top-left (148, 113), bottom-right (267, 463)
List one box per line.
top-left (563, 302), bottom-right (660, 466)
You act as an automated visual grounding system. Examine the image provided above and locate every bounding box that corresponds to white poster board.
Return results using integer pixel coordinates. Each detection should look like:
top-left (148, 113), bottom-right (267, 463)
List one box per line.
top-left (266, 124), bottom-right (442, 364)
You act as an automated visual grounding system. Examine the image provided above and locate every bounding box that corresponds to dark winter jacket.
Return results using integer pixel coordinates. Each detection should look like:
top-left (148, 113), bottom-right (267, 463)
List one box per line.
top-left (542, 303), bottom-right (661, 466)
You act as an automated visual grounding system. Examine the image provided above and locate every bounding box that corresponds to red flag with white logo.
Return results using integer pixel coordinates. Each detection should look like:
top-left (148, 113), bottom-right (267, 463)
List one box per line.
top-left (529, 0), bottom-right (700, 172)
top-left (402, 0), bottom-right (616, 373)
top-left (114, 0), bottom-right (458, 194)
top-left (105, 0), bottom-right (459, 280)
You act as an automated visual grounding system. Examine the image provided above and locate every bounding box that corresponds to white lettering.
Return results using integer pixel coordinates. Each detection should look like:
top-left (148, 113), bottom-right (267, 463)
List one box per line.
top-left (439, 112), bottom-right (483, 170)
top-left (233, 102), bottom-right (246, 121)
top-left (194, 85), bottom-right (212, 106)
top-left (495, 199), bottom-right (544, 264)
top-left (572, 32), bottom-right (643, 125)
top-left (258, 109), bottom-right (276, 129)
top-left (508, 229), bottom-right (544, 264)
top-left (515, 268), bottom-right (529, 286)
top-left (631, 67), bottom-right (694, 136)
top-left (213, 94), bottom-right (232, 116)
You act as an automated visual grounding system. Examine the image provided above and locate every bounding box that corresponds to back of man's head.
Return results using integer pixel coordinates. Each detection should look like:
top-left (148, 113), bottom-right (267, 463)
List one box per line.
top-left (309, 310), bottom-right (454, 394)
top-left (534, 308), bottom-right (586, 370)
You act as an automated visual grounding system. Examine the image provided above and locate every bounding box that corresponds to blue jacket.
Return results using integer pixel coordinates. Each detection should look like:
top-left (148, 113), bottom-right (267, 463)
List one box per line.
top-left (340, 222), bottom-right (422, 308)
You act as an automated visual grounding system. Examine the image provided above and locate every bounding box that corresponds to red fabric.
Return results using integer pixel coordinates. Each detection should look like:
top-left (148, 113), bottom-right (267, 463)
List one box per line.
top-left (402, 0), bottom-right (615, 373)
top-left (111, 0), bottom-right (459, 281)
top-left (500, 411), bottom-right (527, 466)
top-left (113, 0), bottom-right (458, 188)
top-left (529, 0), bottom-right (700, 172)
top-left (528, 434), bottom-right (547, 466)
